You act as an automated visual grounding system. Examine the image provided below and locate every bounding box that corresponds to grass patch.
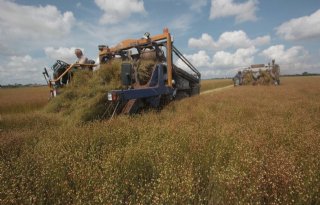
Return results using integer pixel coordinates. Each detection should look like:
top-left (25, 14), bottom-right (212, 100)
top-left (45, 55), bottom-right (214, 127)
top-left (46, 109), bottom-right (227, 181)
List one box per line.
top-left (200, 79), bottom-right (233, 92)
top-left (0, 87), bottom-right (48, 114)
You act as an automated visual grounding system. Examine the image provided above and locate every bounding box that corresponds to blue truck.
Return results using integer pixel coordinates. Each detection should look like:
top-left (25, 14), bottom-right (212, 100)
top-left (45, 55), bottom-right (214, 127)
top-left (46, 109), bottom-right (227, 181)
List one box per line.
top-left (99, 28), bottom-right (201, 116)
top-left (43, 28), bottom-right (201, 116)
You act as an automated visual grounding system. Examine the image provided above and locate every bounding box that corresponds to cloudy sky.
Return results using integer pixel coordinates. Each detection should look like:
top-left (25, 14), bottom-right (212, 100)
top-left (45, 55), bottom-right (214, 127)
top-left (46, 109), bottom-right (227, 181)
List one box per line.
top-left (0, 0), bottom-right (320, 84)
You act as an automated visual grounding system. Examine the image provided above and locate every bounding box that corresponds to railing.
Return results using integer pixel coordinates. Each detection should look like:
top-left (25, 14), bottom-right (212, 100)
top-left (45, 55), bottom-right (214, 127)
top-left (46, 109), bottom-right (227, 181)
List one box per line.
top-left (50, 63), bottom-right (99, 83)
top-left (172, 45), bottom-right (201, 79)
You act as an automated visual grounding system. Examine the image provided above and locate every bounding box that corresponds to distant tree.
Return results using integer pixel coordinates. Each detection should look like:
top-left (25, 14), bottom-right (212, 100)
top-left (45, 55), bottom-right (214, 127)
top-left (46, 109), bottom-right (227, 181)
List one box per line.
top-left (302, 72), bottom-right (309, 76)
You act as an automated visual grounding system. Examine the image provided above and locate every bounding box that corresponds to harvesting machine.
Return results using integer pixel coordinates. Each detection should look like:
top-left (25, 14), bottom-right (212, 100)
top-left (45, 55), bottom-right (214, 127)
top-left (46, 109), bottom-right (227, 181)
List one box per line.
top-left (43, 28), bottom-right (201, 116)
top-left (233, 60), bottom-right (280, 86)
top-left (100, 28), bottom-right (201, 115)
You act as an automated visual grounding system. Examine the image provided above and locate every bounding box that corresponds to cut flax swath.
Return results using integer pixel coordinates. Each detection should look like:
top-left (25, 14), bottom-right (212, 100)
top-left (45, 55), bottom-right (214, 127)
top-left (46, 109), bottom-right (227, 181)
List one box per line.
top-left (242, 71), bottom-right (254, 85)
top-left (242, 70), bottom-right (275, 86)
top-left (136, 60), bottom-right (156, 85)
top-left (45, 60), bottom-right (122, 122)
top-left (45, 59), bottom-right (156, 122)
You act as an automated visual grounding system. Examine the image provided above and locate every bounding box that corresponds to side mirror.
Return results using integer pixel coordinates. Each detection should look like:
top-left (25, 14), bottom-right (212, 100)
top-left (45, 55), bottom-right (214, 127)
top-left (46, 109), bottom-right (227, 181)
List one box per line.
top-left (121, 63), bottom-right (133, 86)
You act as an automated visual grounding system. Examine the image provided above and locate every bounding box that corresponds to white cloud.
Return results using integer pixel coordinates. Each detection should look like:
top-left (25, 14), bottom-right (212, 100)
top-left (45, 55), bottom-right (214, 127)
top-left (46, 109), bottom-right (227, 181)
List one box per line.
top-left (276, 9), bottom-right (320, 41)
top-left (0, 0), bottom-right (75, 40)
top-left (176, 47), bottom-right (258, 78)
top-left (0, 55), bottom-right (47, 85)
top-left (260, 45), bottom-right (307, 65)
top-left (169, 14), bottom-right (193, 32)
top-left (44, 47), bottom-right (81, 63)
top-left (0, 42), bottom-right (15, 56)
top-left (259, 44), bottom-right (320, 73)
top-left (0, 0), bottom-right (76, 84)
top-left (188, 31), bottom-right (270, 50)
top-left (189, 0), bottom-right (207, 12)
top-left (180, 44), bottom-right (319, 76)
top-left (210, 0), bottom-right (258, 23)
top-left (212, 46), bottom-right (257, 67)
top-left (189, 33), bottom-right (216, 50)
top-left (78, 20), bottom-right (151, 45)
top-left (7, 56), bottom-right (37, 71)
top-left (252, 35), bottom-right (271, 46)
top-left (76, 2), bottom-right (82, 8)
top-left (176, 50), bottom-right (211, 69)
top-left (95, 0), bottom-right (146, 24)
top-left (216, 31), bottom-right (258, 48)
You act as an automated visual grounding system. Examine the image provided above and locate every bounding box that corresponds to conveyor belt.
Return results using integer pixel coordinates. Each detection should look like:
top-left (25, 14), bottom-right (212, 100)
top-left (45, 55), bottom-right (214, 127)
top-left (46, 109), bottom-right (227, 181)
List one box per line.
top-left (172, 45), bottom-right (201, 81)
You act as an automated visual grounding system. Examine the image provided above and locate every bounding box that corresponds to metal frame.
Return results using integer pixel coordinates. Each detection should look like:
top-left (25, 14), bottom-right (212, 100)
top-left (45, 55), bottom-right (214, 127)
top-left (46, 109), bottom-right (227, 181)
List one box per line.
top-left (44, 62), bottom-right (98, 97)
top-left (100, 28), bottom-right (174, 86)
top-left (105, 28), bottom-right (201, 115)
top-left (111, 64), bottom-right (174, 102)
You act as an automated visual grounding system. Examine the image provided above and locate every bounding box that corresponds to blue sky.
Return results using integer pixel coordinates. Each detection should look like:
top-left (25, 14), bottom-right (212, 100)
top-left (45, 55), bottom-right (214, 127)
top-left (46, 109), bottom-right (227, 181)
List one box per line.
top-left (0, 0), bottom-right (320, 84)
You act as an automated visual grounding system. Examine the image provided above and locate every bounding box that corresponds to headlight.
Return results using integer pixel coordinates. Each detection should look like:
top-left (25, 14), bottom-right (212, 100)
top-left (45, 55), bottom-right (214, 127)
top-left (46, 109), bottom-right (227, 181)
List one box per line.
top-left (108, 92), bottom-right (118, 101)
top-left (107, 92), bottom-right (113, 101)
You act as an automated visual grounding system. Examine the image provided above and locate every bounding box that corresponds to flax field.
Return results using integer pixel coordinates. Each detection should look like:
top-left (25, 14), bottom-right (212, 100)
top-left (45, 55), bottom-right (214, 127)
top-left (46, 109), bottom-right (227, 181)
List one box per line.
top-left (0, 77), bottom-right (319, 204)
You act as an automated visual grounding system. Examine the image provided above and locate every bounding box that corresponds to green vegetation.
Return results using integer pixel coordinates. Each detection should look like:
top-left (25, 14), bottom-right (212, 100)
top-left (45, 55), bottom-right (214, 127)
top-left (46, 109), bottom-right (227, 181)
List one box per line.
top-left (0, 77), bottom-right (319, 204)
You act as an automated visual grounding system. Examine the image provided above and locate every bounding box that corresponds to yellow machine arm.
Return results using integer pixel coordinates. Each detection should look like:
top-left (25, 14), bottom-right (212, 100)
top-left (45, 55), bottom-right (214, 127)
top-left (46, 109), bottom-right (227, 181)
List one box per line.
top-left (99, 28), bottom-right (173, 86)
top-left (46, 63), bottom-right (98, 97)
top-left (49, 63), bottom-right (98, 84)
